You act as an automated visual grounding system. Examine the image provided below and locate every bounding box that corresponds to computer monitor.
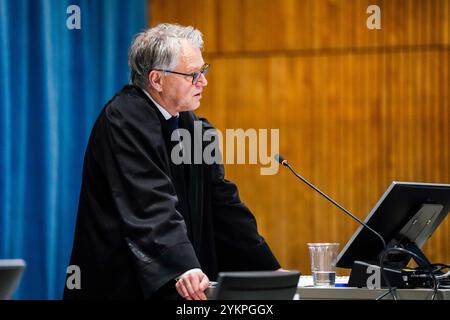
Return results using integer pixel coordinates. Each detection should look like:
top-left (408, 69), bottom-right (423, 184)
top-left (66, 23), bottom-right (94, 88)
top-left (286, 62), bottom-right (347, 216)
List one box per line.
top-left (210, 271), bottom-right (300, 300)
top-left (336, 182), bottom-right (450, 270)
top-left (0, 259), bottom-right (26, 300)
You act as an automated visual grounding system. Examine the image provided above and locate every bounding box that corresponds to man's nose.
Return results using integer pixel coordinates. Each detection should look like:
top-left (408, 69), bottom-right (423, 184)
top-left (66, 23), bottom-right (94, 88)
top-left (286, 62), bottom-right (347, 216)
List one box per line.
top-left (196, 73), bottom-right (208, 87)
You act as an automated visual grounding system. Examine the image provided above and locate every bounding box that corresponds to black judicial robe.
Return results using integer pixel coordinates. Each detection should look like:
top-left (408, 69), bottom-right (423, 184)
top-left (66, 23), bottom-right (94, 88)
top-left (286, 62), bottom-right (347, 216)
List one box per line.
top-left (63, 85), bottom-right (280, 299)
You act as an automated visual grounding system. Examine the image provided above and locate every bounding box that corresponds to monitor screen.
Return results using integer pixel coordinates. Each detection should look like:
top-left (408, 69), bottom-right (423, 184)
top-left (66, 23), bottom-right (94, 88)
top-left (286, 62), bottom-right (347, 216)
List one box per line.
top-left (336, 182), bottom-right (450, 269)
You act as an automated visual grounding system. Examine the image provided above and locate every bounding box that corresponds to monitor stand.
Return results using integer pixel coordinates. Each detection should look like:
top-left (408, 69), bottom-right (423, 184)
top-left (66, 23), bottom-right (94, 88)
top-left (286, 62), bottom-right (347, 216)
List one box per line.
top-left (347, 203), bottom-right (441, 288)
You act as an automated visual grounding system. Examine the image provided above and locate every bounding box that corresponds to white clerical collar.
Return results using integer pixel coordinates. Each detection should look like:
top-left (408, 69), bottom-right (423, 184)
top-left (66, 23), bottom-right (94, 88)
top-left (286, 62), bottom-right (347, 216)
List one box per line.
top-left (143, 89), bottom-right (179, 120)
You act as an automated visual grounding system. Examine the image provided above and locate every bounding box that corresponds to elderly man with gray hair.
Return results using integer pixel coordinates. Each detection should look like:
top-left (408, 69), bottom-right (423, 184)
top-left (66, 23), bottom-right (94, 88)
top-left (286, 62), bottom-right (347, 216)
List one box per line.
top-left (63, 23), bottom-right (280, 300)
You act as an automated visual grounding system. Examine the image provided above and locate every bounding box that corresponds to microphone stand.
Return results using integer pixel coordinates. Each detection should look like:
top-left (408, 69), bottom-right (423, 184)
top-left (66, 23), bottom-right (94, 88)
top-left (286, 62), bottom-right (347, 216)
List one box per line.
top-left (275, 154), bottom-right (402, 299)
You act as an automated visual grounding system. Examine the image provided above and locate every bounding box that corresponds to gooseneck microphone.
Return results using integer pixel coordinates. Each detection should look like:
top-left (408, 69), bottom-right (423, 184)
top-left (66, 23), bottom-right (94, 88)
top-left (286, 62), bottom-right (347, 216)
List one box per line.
top-left (274, 154), bottom-right (386, 249)
top-left (275, 154), bottom-right (435, 299)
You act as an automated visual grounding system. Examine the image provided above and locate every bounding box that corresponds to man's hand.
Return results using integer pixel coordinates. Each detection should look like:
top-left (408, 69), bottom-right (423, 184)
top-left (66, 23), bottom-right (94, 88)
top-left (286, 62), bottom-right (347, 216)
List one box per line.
top-left (175, 269), bottom-right (209, 300)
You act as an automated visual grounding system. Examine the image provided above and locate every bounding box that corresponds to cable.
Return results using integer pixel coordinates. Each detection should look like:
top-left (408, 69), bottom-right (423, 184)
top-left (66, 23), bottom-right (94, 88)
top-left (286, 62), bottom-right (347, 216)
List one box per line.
top-left (436, 270), bottom-right (450, 280)
top-left (378, 247), bottom-right (439, 300)
top-left (375, 288), bottom-right (398, 300)
top-left (432, 263), bottom-right (450, 269)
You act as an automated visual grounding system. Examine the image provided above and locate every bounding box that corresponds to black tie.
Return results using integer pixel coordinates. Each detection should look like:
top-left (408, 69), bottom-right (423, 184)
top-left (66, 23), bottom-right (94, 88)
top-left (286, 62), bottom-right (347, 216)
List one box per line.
top-left (168, 116), bottom-right (183, 155)
top-left (167, 116), bottom-right (179, 132)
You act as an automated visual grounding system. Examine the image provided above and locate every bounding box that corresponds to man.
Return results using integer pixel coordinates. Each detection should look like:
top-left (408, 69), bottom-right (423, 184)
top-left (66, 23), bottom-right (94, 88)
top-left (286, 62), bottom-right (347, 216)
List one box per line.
top-left (64, 23), bottom-right (280, 300)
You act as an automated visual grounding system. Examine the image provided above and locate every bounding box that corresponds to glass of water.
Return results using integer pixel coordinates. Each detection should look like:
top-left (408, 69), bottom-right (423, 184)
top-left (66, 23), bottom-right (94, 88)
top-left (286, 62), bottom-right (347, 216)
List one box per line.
top-left (307, 243), bottom-right (340, 287)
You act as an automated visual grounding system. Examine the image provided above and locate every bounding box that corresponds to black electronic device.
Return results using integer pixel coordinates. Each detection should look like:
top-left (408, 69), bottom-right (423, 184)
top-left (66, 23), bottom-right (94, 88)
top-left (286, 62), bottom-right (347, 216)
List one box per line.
top-left (210, 271), bottom-right (300, 300)
top-left (337, 182), bottom-right (450, 288)
top-left (275, 154), bottom-right (449, 290)
top-left (0, 259), bottom-right (26, 300)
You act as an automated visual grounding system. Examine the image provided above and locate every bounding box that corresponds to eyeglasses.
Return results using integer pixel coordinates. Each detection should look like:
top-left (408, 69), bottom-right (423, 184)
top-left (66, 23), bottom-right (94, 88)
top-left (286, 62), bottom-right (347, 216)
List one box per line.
top-left (154, 63), bottom-right (210, 85)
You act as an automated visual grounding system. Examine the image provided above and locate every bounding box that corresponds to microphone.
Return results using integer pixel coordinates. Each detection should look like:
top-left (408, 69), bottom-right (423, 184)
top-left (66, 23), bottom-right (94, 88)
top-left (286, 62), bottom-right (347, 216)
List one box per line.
top-left (275, 154), bottom-right (418, 299)
top-left (274, 154), bottom-right (386, 249)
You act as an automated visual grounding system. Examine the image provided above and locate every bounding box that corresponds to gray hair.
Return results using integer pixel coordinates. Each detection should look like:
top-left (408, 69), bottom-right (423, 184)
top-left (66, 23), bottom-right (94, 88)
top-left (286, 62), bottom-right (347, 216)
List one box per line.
top-left (128, 23), bottom-right (204, 90)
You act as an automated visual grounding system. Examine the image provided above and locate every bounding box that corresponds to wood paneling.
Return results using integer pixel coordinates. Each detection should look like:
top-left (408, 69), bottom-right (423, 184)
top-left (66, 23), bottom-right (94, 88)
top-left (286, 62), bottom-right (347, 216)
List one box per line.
top-left (151, 0), bottom-right (450, 53)
top-left (150, 0), bottom-right (450, 275)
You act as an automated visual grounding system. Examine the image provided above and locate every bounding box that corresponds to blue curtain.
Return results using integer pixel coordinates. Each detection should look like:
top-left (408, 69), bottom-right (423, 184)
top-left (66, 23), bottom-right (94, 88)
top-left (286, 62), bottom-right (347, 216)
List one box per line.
top-left (0, 0), bottom-right (147, 299)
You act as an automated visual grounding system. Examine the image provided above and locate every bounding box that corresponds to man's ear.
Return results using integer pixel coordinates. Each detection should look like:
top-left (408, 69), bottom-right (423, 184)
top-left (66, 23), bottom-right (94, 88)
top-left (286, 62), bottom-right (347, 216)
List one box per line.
top-left (148, 70), bottom-right (163, 92)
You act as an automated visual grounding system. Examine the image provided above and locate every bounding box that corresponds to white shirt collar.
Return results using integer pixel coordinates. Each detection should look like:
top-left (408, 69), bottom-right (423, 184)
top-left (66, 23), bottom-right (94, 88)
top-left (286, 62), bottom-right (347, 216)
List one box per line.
top-left (142, 89), bottom-right (179, 120)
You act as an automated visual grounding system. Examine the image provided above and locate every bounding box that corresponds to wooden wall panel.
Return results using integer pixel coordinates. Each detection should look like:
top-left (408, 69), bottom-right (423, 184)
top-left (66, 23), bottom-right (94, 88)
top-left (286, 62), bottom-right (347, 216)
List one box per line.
top-left (151, 0), bottom-right (450, 53)
top-left (150, 0), bottom-right (450, 275)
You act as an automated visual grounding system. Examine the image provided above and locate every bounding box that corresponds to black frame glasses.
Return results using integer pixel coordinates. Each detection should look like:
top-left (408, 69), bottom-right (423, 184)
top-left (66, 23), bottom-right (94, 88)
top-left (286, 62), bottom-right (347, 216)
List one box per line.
top-left (154, 63), bottom-right (210, 85)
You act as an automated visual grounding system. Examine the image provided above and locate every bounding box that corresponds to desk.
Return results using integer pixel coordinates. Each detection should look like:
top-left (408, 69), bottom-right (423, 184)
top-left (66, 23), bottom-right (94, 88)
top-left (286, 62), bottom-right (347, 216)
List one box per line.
top-left (297, 286), bottom-right (450, 300)
top-left (207, 285), bottom-right (450, 300)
